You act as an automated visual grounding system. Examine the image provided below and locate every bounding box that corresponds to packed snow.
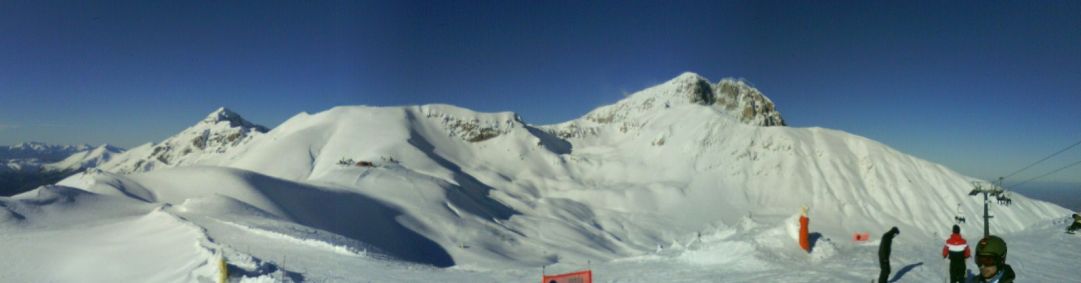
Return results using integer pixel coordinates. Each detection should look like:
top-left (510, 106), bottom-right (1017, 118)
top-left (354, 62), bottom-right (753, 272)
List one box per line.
top-left (1, 73), bottom-right (1077, 282)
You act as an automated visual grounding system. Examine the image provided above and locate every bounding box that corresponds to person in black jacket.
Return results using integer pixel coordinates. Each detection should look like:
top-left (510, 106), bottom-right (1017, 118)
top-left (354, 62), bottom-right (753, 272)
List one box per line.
top-left (1068, 213), bottom-right (1081, 234)
top-left (878, 226), bottom-right (899, 283)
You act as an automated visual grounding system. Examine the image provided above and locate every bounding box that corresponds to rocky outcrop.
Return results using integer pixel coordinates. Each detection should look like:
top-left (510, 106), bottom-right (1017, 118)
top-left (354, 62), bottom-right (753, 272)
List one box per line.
top-left (544, 72), bottom-right (786, 139)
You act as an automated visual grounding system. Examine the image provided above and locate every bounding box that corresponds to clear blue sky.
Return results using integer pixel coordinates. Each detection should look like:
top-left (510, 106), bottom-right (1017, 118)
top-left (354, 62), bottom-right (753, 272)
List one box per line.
top-left (1, 1), bottom-right (1079, 186)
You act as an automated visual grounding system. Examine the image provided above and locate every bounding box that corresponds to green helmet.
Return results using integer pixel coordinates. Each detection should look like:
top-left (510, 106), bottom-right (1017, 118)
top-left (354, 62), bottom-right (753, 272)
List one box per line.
top-left (976, 235), bottom-right (1007, 259)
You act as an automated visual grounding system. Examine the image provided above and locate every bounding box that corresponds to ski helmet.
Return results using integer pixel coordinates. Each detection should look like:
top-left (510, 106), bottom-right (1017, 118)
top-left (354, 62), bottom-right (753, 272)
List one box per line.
top-left (976, 235), bottom-right (1007, 260)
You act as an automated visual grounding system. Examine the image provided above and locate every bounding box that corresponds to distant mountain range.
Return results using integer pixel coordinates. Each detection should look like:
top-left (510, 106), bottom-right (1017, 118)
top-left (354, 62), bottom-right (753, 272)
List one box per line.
top-left (1, 142), bottom-right (93, 163)
top-left (1, 106), bottom-right (268, 196)
top-left (0, 142), bottom-right (123, 195)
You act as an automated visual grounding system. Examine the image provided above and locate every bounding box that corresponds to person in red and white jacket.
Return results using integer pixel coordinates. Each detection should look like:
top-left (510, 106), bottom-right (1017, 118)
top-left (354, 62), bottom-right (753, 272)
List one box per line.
top-left (942, 225), bottom-right (971, 283)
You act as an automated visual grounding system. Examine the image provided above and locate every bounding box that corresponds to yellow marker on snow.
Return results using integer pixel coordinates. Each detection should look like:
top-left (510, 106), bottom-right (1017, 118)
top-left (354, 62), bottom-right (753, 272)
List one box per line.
top-left (218, 255), bottom-right (228, 283)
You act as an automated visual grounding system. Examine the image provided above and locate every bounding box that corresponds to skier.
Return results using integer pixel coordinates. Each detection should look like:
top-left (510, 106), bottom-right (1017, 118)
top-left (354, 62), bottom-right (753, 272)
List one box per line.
top-left (878, 226), bottom-right (899, 283)
top-left (972, 235), bottom-right (1015, 283)
top-left (941, 225), bottom-right (970, 283)
top-left (1068, 213), bottom-right (1081, 234)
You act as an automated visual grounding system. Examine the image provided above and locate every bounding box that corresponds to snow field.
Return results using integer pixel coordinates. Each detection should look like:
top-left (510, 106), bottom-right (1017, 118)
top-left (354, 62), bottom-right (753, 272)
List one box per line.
top-left (1, 72), bottom-right (1076, 282)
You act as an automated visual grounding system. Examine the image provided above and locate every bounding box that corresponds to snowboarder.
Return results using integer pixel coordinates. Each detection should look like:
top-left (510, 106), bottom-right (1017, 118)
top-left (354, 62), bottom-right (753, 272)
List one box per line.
top-left (1068, 213), bottom-right (1081, 234)
top-left (972, 235), bottom-right (1014, 283)
top-left (878, 226), bottom-right (899, 283)
top-left (941, 225), bottom-right (970, 283)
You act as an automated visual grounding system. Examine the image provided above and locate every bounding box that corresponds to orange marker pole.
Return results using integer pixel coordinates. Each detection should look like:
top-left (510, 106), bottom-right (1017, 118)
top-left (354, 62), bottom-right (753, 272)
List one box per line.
top-left (799, 207), bottom-right (810, 252)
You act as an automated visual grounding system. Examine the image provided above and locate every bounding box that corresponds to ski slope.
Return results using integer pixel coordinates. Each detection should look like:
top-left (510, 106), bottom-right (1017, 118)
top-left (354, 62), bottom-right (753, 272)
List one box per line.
top-left (0, 72), bottom-right (1075, 282)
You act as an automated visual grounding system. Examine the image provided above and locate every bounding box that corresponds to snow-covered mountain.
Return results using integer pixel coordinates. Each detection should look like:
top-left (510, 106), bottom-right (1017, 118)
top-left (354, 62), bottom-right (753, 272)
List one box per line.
top-left (43, 144), bottom-right (125, 172)
top-left (1, 143), bottom-right (124, 197)
top-left (546, 72), bottom-right (784, 140)
top-left (0, 142), bottom-right (92, 168)
top-left (95, 107), bottom-right (268, 174)
top-left (1, 143), bottom-right (122, 173)
top-left (211, 73), bottom-right (1064, 264)
top-left (3, 72), bottom-right (1076, 282)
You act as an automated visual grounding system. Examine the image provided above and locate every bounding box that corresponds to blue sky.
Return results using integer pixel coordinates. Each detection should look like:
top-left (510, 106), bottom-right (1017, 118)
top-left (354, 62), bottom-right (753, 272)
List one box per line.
top-left (1, 1), bottom-right (1079, 186)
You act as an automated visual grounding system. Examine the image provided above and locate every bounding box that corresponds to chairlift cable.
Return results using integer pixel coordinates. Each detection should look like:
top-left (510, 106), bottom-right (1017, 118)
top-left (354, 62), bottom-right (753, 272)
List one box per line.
top-left (1010, 158), bottom-right (1081, 188)
top-left (1002, 138), bottom-right (1081, 179)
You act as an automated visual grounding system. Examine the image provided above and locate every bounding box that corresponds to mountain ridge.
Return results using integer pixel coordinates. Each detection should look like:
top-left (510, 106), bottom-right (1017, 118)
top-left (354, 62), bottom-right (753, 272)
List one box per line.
top-left (542, 72), bottom-right (785, 140)
top-left (95, 107), bottom-right (269, 174)
top-left (1, 142), bottom-right (93, 162)
top-left (1, 143), bottom-right (124, 196)
top-left (57, 71), bottom-right (1063, 270)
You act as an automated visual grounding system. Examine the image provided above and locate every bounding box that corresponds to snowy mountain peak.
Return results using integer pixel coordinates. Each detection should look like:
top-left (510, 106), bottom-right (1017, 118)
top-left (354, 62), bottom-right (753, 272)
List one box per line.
top-left (648, 72), bottom-right (786, 126)
top-left (662, 72), bottom-right (716, 105)
top-left (45, 144), bottom-right (125, 172)
top-left (588, 72), bottom-right (784, 127)
top-left (201, 107), bottom-right (269, 132)
top-left (545, 72), bottom-right (785, 139)
top-left (95, 108), bottom-right (269, 174)
top-left (670, 71), bottom-right (709, 84)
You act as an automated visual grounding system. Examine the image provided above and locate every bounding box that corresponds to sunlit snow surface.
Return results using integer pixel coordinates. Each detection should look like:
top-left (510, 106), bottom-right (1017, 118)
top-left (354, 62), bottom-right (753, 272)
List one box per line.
top-left (1, 73), bottom-right (1076, 282)
top-left (1, 184), bottom-right (1075, 282)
